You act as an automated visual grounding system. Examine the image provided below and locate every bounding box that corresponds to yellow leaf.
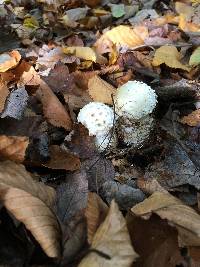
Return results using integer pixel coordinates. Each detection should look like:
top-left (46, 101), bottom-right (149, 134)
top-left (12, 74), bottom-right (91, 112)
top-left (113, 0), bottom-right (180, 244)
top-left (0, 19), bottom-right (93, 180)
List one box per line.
top-left (23, 16), bottom-right (39, 29)
top-left (95, 25), bottom-right (148, 53)
top-left (0, 161), bottom-right (61, 257)
top-left (63, 46), bottom-right (96, 62)
top-left (0, 50), bottom-right (21, 72)
top-left (78, 200), bottom-right (137, 267)
top-left (175, 2), bottom-right (194, 21)
top-left (131, 192), bottom-right (200, 246)
top-left (88, 75), bottom-right (116, 105)
top-left (85, 192), bottom-right (108, 244)
top-left (152, 45), bottom-right (190, 71)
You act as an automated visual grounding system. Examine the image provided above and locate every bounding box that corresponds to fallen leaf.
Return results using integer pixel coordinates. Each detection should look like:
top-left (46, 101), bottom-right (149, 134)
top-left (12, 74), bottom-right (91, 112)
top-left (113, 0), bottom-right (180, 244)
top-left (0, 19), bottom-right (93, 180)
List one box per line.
top-left (180, 109), bottom-right (200, 126)
top-left (78, 200), bottom-right (138, 267)
top-left (131, 192), bottom-right (200, 246)
top-left (0, 161), bottom-right (60, 258)
top-left (152, 45), bottom-right (190, 71)
top-left (85, 192), bottom-right (108, 244)
top-left (189, 47), bottom-right (200, 66)
top-left (23, 16), bottom-right (39, 29)
top-left (43, 62), bottom-right (75, 93)
top-left (43, 145), bottom-right (80, 171)
top-left (126, 213), bottom-right (186, 267)
top-left (175, 2), bottom-right (194, 21)
top-left (37, 80), bottom-right (72, 130)
top-left (56, 169), bottom-right (88, 264)
top-left (63, 46), bottom-right (96, 62)
top-left (1, 87), bottom-right (29, 120)
top-left (83, 0), bottom-right (101, 7)
top-left (0, 82), bottom-right (9, 113)
top-left (144, 141), bottom-right (200, 190)
top-left (95, 25), bottom-right (148, 54)
top-left (88, 75), bottom-right (116, 105)
top-left (109, 4), bottom-right (125, 18)
top-left (0, 50), bottom-right (21, 72)
top-left (18, 66), bottom-right (41, 89)
top-left (0, 135), bottom-right (29, 162)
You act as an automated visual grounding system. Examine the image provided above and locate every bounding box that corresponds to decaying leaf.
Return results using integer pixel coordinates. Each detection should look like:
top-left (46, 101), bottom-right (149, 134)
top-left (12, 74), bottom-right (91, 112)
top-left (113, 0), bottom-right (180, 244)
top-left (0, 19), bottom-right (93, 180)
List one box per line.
top-left (1, 87), bottom-right (29, 120)
top-left (43, 145), bottom-right (80, 171)
top-left (37, 80), bottom-right (72, 130)
top-left (0, 161), bottom-right (60, 258)
top-left (189, 47), bottom-right (200, 66)
top-left (63, 47), bottom-right (96, 62)
top-left (131, 192), bottom-right (200, 246)
top-left (78, 200), bottom-right (137, 267)
top-left (0, 82), bottom-right (9, 113)
top-left (152, 45), bottom-right (190, 71)
top-left (0, 50), bottom-right (21, 72)
top-left (0, 135), bottom-right (29, 162)
top-left (85, 192), bottom-right (108, 244)
top-left (88, 75), bottom-right (116, 105)
top-left (180, 109), bottom-right (200, 126)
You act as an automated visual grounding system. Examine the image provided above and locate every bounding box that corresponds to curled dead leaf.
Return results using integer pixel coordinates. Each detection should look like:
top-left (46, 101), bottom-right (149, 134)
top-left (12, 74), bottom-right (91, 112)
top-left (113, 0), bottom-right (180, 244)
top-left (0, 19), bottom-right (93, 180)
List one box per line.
top-left (88, 75), bottom-right (116, 105)
top-left (0, 161), bottom-right (61, 258)
top-left (85, 192), bottom-right (108, 244)
top-left (78, 200), bottom-right (137, 267)
top-left (63, 47), bottom-right (97, 62)
top-left (37, 80), bottom-right (72, 130)
top-left (0, 135), bottom-right (29, 163)
top-left (152, 45), bottom-right (190, 71)
top-left (131, 192), bottom-right (200, 246)
top-left (0, 50), bottom-right (21, 72)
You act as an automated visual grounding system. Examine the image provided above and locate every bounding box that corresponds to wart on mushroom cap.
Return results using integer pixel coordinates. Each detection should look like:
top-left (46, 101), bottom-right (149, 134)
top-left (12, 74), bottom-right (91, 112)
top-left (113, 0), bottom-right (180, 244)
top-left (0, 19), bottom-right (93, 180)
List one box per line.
top-left (77, 102), bottom-right (114, 136)
top-left (114, 80), bottom-right (157, 120)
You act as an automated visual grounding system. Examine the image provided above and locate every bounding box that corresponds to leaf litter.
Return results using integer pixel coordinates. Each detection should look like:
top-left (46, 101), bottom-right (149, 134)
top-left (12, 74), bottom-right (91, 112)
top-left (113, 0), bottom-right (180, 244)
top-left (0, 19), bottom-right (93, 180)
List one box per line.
top-left (1, 0), bottom-right (200, 266)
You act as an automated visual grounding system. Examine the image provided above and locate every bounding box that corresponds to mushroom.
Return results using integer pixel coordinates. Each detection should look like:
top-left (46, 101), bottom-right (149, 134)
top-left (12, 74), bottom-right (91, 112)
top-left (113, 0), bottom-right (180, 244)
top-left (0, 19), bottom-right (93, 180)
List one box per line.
top-left (114, 80), bottom-right (157, 147)
top-left (77, 102), bottom-right (116, 151)
top-left (114, 80), bottom-right (157, 120)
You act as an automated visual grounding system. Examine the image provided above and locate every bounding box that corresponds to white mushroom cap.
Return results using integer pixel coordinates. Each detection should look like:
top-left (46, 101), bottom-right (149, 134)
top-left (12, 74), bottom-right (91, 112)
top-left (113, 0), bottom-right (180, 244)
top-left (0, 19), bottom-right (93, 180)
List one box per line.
top-left (118, 116), bottom-right (154, 147)
top-left (114, 81), bottom-right (157, 120)
top-left (77, 102), bottom-right (114, 136)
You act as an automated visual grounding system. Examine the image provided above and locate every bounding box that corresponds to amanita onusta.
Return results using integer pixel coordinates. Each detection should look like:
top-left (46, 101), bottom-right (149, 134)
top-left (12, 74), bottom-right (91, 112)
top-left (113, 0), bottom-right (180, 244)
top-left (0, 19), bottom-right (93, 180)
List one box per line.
top-left (114, 80), bottom-right (157, 147)
top-left (77, 102), bottom-right (116, 151)
top-left (77, 80), bottom-right (158, 151)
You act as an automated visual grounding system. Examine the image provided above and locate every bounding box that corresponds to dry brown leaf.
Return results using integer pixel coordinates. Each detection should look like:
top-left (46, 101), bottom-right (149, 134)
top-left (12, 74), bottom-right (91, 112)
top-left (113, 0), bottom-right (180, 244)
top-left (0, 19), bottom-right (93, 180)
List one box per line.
top-left (152, 45), bottom-right (190, 71)
top-left (0, 82), bottom-right (9, 113)
top-left (131, 192), bottom-right (200, 246)
top-left (85, 192), bottom-right (108, 244)
top-left (0, 161), bottom-right (60, 257)
top-left (0, 50), bottom-right (21, 72)
top-left (18, 66), bottom-right (41, 88)
top-left (95, 25), bottom-right (148, 54)
top-left (78, 200), bottom-right (137, 267)
top-left (37, 80), bottom-right (72, 130)
top-left (0, 135), bottom-right (29, 163)
top-left (175, 2), bottom-right (194, 21)
top-left (63, 47), bottom-right (96, 62)
top-left (88, 75), bottom-right (116, 105)
top-left (180, 109), bottom-right (200, 126)
top-left (43, 145), bottom-right (80, 171)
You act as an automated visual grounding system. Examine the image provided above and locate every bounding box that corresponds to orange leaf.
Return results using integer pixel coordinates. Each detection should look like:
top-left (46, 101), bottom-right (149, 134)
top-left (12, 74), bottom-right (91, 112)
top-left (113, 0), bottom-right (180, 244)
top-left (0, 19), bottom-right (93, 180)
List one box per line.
top-left (37, 80), bottom-right (72, 130)
top-left (0, 50), bottom-right (21, 72)
top-left (0, 82), bottom-right (9, 113)
top-left (0, 135), bottom-right (29, 163)
top-left (88, 75), bottom-right (116, 105)
top-left (180, 109), bottom-right (200, 126)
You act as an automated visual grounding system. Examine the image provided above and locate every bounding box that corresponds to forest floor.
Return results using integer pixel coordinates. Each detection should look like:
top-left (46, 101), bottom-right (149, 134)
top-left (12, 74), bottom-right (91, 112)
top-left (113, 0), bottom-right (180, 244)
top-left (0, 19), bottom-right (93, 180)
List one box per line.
top-left (1, 0), bottom-right (200, 266)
